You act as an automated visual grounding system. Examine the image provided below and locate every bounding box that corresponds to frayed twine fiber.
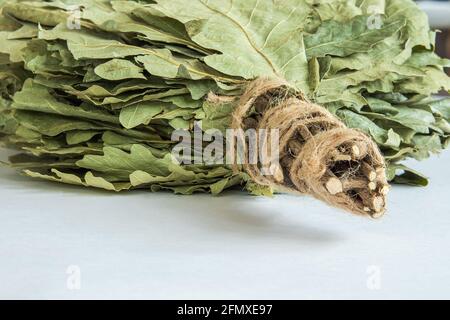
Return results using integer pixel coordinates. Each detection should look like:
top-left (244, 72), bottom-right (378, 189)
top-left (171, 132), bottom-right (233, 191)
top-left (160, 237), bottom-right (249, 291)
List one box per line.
top-left (229, 78), bottom-right (389, 218)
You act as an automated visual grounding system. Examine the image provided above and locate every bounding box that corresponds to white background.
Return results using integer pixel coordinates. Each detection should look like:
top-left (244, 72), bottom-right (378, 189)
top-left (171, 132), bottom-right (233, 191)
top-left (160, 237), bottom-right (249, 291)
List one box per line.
top-left (419, 1), bottom-right (450, 29)
top-left (0, 149), bottom-right (449, 299)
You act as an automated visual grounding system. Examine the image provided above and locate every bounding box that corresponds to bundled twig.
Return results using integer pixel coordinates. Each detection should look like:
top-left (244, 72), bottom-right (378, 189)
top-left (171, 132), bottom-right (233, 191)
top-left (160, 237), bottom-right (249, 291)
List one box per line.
top-left (232, 79), bottom-right (388, 217)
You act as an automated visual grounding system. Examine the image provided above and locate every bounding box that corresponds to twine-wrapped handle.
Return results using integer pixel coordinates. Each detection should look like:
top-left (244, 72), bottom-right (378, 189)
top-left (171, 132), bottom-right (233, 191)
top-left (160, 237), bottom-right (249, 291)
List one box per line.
top-left (231, 78), bottom-right (389, 218)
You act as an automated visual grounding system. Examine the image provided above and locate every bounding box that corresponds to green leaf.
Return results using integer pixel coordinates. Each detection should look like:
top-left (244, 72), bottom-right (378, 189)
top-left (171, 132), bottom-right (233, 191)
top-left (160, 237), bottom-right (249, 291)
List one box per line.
top-left (152, 0), bottom-right (311, 90)
top-left (428, 98), bottom-right (450, 120)
top-left (2, 2), bottom-right (70, 27)
top-left (337, 109), bottom-right (387, 145)
top-left (24, 169), bottom-right (131, 191)
top-left (13, 110), bottom-right (99, 137)
top-left (0, 31), bottom-right (28, 62)
top-left (387, 163), bottom-right (429, 186)
top-left (77, 144), bottom-right (173, 179)
top-left (305, 15), bottom-right (405, 58)
top-left (119, 102), bottom-right (164, 129)
top-left (12, 79), bottom-right (119, 124)
top-left (94, 59), bottom-right (146, 81)
top-left (386, 0), bottom-right (432, 64)
top-left (66, 131), bottom-right (100, 145)
top-left (135, 49), bottom-right (236, 83)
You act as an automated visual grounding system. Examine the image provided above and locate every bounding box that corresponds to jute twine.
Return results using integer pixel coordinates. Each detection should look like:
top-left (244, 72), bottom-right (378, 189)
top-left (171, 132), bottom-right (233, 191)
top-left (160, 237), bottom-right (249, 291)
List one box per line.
top-left (226, 78), bottom-right (389, 218)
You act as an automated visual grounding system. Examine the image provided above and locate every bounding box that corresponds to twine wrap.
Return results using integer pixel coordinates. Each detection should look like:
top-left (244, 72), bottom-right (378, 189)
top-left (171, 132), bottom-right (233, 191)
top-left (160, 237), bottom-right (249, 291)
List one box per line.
top-left (230, 78), bottom-right (389, 218)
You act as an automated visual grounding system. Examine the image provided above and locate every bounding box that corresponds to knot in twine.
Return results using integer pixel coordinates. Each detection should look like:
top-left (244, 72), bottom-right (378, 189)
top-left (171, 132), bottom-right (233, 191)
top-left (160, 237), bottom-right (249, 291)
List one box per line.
top-left (230, 78), bottom-right (389, 218)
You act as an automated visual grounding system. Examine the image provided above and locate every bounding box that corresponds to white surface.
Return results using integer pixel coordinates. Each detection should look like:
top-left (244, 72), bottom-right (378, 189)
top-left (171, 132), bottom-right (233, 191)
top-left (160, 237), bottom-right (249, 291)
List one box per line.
top-left (419, 1), bottom-right (450, 28)
top-left (0, 149), bottom-right (449, 300)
